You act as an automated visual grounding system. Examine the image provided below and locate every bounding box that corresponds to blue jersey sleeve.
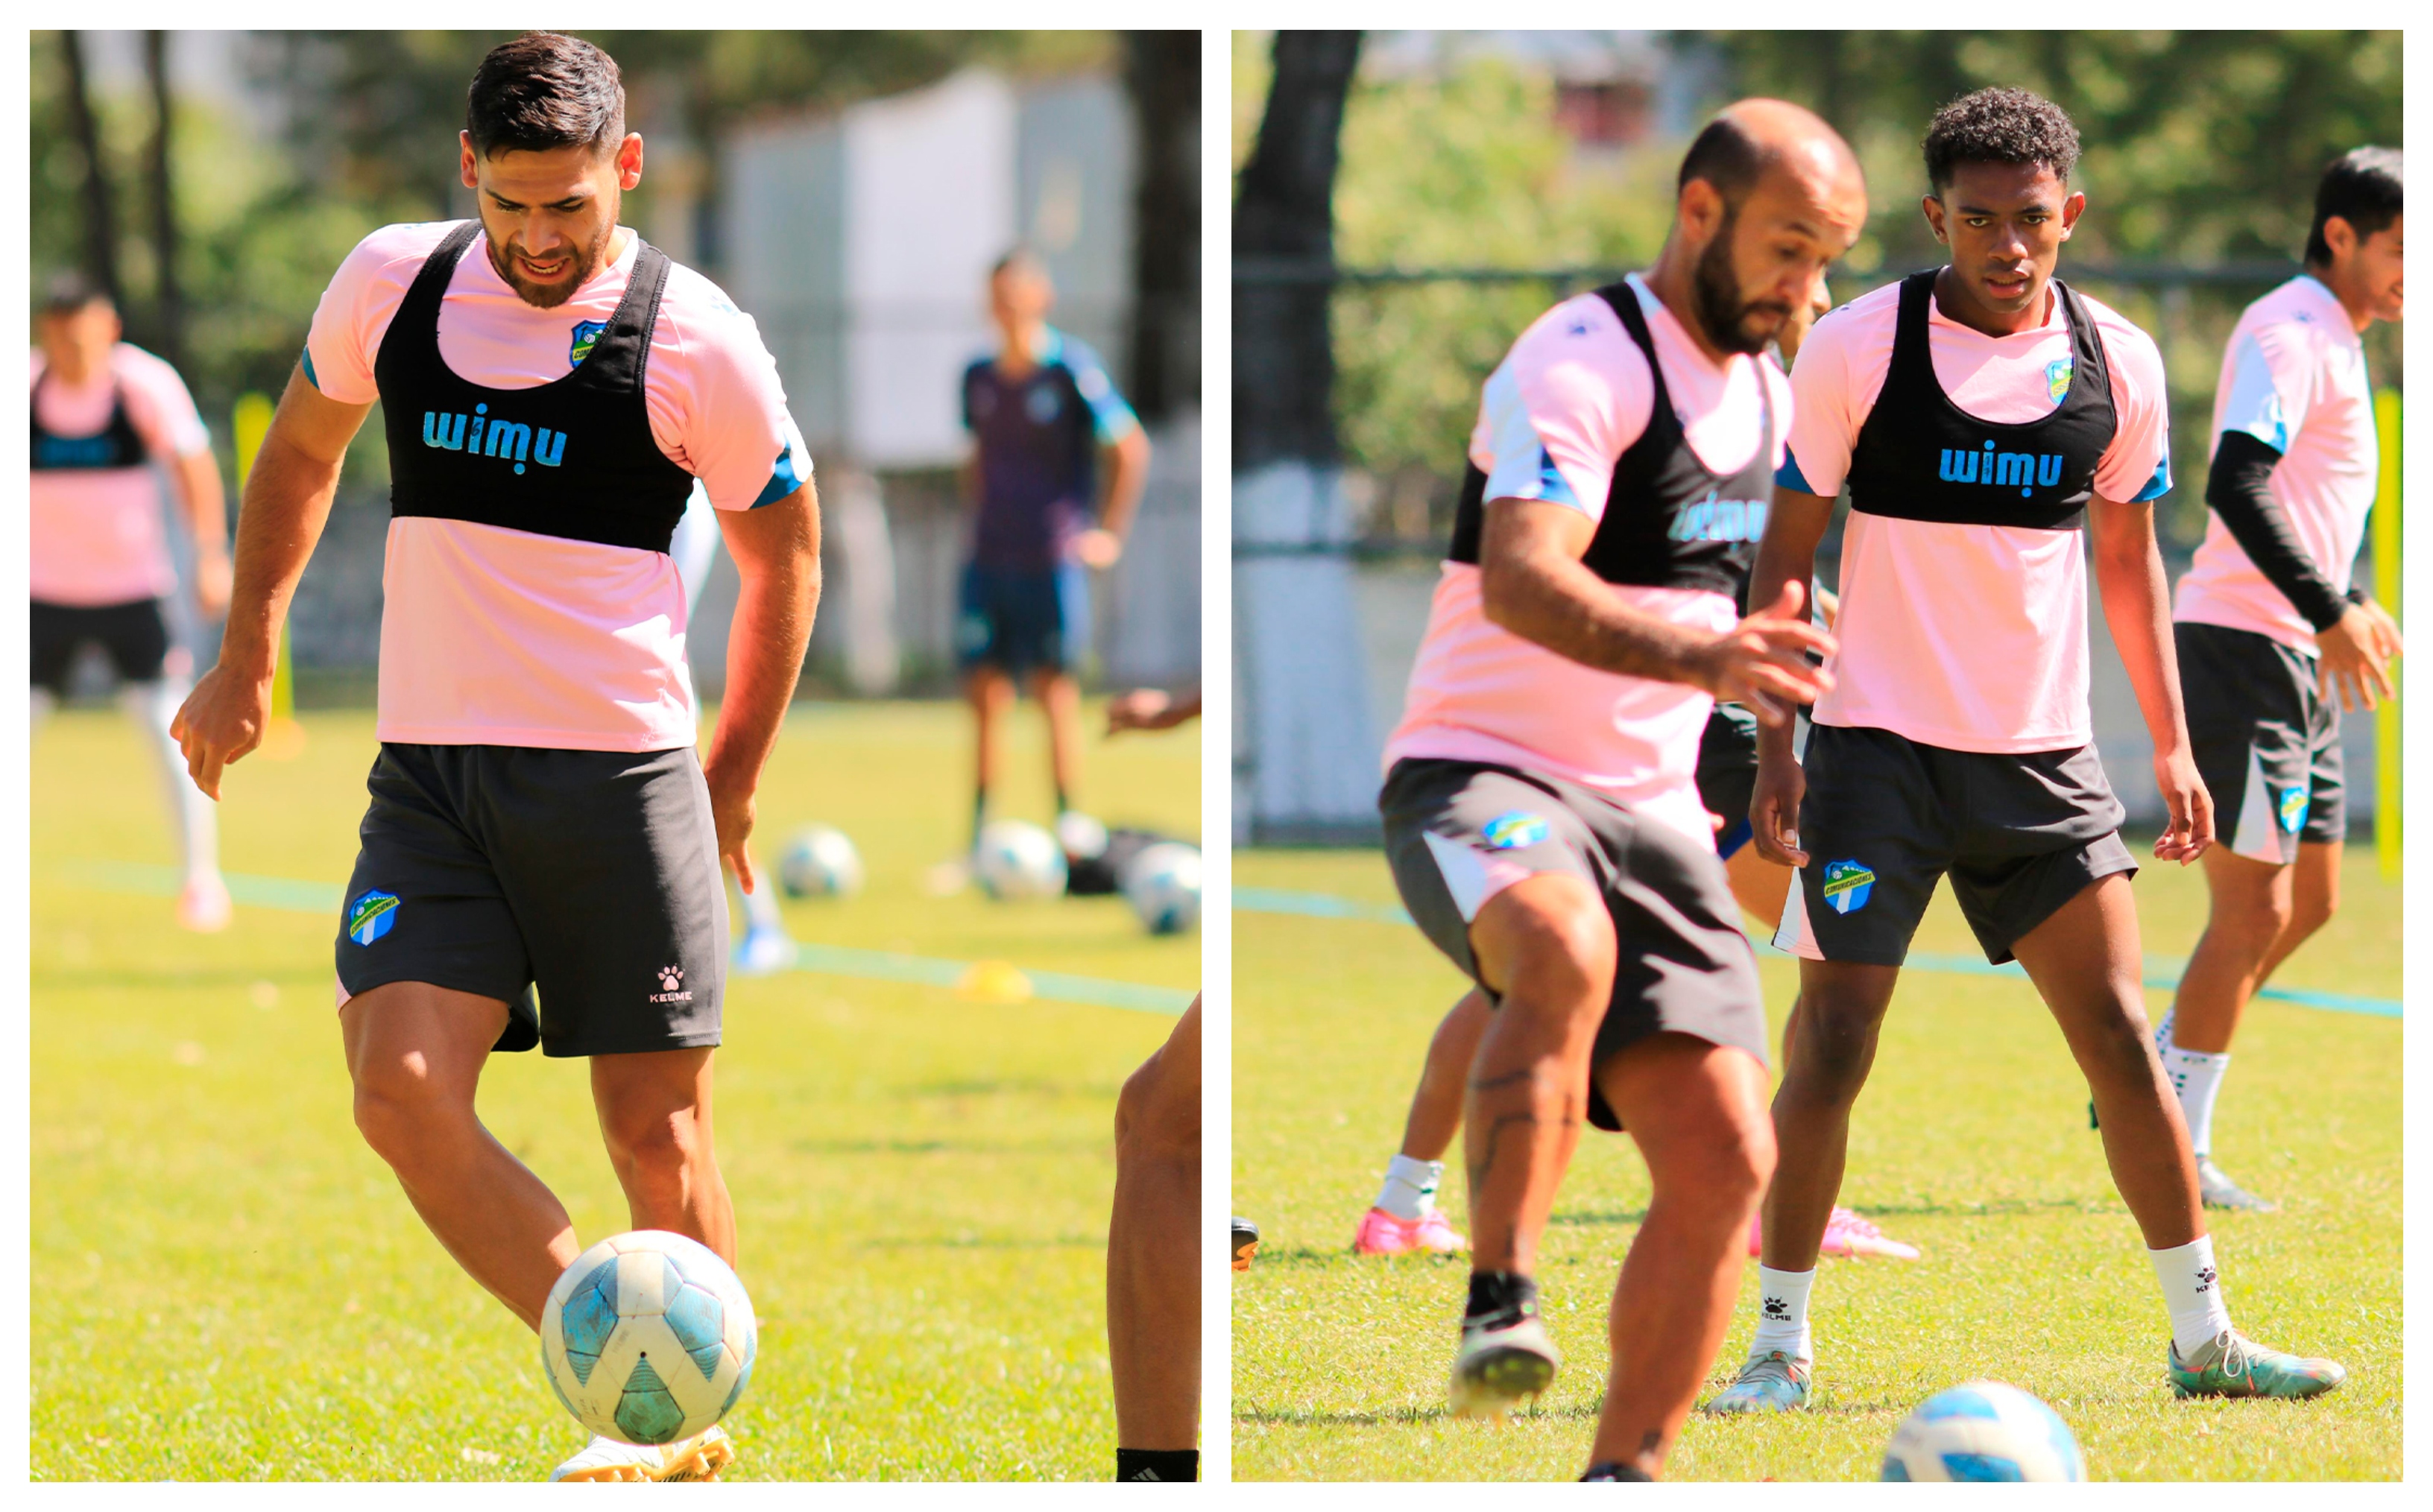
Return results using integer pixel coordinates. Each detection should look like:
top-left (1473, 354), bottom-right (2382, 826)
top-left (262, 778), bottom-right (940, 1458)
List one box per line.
top-left (1051, 334), bottom-right (1140, 445)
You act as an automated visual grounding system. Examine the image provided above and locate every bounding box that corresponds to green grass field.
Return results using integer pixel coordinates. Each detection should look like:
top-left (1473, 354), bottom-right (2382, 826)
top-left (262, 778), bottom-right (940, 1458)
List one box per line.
top-left (1232, 844), bottom-right (2401, 1481)
top-left (31, 700), bottom-right (1198, 1481)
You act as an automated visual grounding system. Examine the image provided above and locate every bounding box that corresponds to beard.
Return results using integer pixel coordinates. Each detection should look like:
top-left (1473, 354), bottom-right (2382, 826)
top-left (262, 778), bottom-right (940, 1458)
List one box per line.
top-left (486, 218), bottom-right (617, 310)
top-left (1691, 206), bottom-right (1795, 357)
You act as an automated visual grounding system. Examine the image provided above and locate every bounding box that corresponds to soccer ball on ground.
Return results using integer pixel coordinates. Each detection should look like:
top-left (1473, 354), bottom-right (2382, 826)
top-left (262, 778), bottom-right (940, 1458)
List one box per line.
top-left (1055, 809), bottom-right (1110, 863)
top-left (542, 1230), bottom-right (758, 1446)
top-left (973, 819), bottom-right (1068, 900)
top-left (1880, 1379), bottom-right (2085, 1481)
top-left (1120, 841), bottom-right (1203, 934)
top-left (777, 824), bottom-right (863, 899)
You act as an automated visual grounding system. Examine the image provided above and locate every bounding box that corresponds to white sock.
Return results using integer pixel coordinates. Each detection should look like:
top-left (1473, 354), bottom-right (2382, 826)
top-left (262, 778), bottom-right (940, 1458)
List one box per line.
top-left (1376, 1155), bottom-right (1443, 1221)
top-left (122, 680), bottom-right (218, 881)
top-left (2150, 1236), bottom-right (2234, 1356)
top-left (32, 686), bottom-right (57, 731)
top-left (732, 864), bottom-right (786, 934)
top-left (2162, 1042), bottom-right (2231, 1157)
top-left (1749, 1265), bottom-right (1814, 1364)
top-left (2152, 1006), bottom-right (2175, 1055)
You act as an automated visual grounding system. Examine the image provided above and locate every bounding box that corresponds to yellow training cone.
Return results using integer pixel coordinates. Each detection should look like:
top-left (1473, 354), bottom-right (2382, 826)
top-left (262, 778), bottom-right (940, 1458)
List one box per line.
top-left (957, 959), bottom-right (1033, 1003)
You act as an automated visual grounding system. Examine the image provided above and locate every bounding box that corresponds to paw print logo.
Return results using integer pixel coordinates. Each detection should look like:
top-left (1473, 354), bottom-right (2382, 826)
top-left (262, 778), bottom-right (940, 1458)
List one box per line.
top-left (2195, 1265), bottom-right (2217, 1292)
top-left (658, 965), bottom-right (684, 993)
top-left (1762, 1297), bottom-right (1789, 1319)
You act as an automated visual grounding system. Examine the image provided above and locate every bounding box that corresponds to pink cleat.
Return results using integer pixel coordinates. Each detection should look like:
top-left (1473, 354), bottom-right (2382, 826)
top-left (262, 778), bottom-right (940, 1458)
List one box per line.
top-left (1749, 1206), bottom-right (1919, 1260)
top-left (1354, 1206), bottom-right (1466, 1256)
top-left (176, 873), bottom-right (234, 933)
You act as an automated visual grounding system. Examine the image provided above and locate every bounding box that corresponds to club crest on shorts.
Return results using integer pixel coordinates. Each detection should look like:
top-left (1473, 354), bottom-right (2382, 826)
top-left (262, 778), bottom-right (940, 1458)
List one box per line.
top-left (2045, 357), bottom-right (2074, 404)
top-left (1480, 811), bottom-right (1549, 851)
top-left (1823, 859), bottom-right (1876, 914)
top-left (569, 319), bottom-right (608, 367)
top-left (347, 890), bottom-right (400, 946)
top-left (2278, 785), bottom-right (2310, 834)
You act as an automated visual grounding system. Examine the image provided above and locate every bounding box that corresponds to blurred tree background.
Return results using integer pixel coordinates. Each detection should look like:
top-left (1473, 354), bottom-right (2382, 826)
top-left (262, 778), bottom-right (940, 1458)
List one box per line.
top-left (30, 30), bottom-right (1119, 496)
top-left (1232, 30), bottom-right (2401, 554)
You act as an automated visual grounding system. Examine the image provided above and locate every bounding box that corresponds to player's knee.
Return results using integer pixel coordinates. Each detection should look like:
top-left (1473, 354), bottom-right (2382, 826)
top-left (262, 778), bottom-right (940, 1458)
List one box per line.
top-left (2211, 885), bottom-right (2294, 952)
top-left (1792, 1000), bottom-right (1878, 1095)
top-left (350, 1061), bottom-right (455, 1167)
top-left (1116, 1055), bottom-right (1198, 1168)
top-left (2285, 889), bottom-right (2335, 945)
top-left (602, 1104), bottom-right (705, 1183)
top-left (1492, 898), bottom-right (1615, 1016)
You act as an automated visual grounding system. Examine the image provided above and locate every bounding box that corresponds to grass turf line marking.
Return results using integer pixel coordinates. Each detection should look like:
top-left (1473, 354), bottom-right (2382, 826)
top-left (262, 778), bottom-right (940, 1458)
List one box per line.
top-left (1233, 885), bottom-right (2400, 1019)
top-left (60, 860), bottom-right (1191, 1016)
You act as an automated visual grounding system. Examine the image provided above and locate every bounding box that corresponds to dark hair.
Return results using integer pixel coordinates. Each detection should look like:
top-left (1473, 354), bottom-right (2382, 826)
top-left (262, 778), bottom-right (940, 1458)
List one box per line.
top-left (1678, 116), bottom-right (1766, 205)
top-left (40, 270), bottom-right (111, 317)
top-left (2306, 147), bottom-right (2402, 265)
top-left (465, 32), bottom-right (625, 159)
top-left (991, 247), bottom-right (1044, 280)
top-left (1923, 87), bottom-right (2080, 194)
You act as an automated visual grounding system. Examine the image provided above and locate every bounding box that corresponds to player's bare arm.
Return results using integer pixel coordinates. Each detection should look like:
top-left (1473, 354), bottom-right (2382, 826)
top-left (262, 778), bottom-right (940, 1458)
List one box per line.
top-left (1076, 426), bottom-right (1152, 569)
top-left (2090, 491), bottom-right (2213, 863)
top-left (1743, 483), bottom-right (1836, 867)
top-left (171, 447), bottom-right (233, 620)
top-left (172, 366), bottom-right (373, 798)
top-left (706, 481), bottom-right (823, 892)
top-left (1478, 497), bottom-right (1834, 715)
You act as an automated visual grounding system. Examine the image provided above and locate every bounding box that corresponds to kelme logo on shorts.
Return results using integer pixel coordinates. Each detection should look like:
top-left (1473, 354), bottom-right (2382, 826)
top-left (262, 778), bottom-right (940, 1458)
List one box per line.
top-left (1481, 811), bottom-right (1549, 851)
top-left (569, 319), bottom-right (608, 367)
top-left (2279, 785), bottom-right (2310, 834)
top-left (1823, 859), bottom-right (1876, 915)
top-left (347, 890), bottom-right (400, 946)
top-left (649, 964), bottom-right (695, 1005)
top-left (2045, 357), bottom-right (2074, 405)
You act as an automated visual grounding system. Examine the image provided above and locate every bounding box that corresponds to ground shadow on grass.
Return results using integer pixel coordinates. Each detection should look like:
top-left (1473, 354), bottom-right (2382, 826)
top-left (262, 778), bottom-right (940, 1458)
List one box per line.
top-left (863, 1234), bottom-right (1101, 1251)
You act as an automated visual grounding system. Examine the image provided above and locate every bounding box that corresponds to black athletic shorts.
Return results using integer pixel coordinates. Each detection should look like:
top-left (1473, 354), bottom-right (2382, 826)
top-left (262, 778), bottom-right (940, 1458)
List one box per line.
top-left (2176, 620), bottom-right (2344, 862)
top-left (1696, 703), bottom-right (1762, 859)
top-left (1380, 757), bottom-right (1769, 1133)
top-left (1773, 724), bottom-right (2136, 967)
top-left (955, 560), bottom-right (1088, 678)
top-left (335, 743), bottom-right (728, 1057)
top-left (31, 598), bottom-right (169, 694)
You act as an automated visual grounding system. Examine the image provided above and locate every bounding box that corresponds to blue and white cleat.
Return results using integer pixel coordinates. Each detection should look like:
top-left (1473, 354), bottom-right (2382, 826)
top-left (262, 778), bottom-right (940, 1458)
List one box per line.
top-left (731, 925), bottom-right (799, 978)
top-left (1705, 1349), bottom-right (1811, 1414)
top-left (549, 1425), bottom-right (736, 1481)
top-left (2168, 1330), bottom-right (2345, 1399)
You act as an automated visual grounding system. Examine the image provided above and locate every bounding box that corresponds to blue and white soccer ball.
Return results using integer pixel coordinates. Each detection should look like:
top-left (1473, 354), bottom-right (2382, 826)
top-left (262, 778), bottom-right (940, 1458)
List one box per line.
top-left (778, 823), bottom-right (863, 899)
top-left (1881, 1380), bottom-right (2085, 1481)
top-left (973, 819), bottom-right (1068, 900)
top-left (1121, 841), bottom-right (1203, 934)
top-left (541, 1230), bottom-right (758, 1446)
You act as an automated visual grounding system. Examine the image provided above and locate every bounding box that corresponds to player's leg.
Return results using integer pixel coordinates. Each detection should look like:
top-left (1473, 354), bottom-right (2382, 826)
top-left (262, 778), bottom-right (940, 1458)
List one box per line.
top-left (2259, 838), bottom-right (2340, 981)
top-left (1108, 996), bottom-right (1202, 1480)
top-left (109, 600), bottom-right (229, 929)
top-left (1035, 559), bottom-right (1091, 816)
top-left (1032, 665), bottom-right (1085, 817)
top-left (967, 665), bottom-right (1013, 847)
top-left (1583, 1034), bottom-right (1773, 1479)
top-left (2158, 847), bottom-right (2292, 1209)
top-left (1355, 990), bottom-right (1488, 1256)
top-left (2009, 874), bottom-right (2344, 1397)
top-left (341, 981), bottom-right (581, 1328)
top-left (590, 1047), bottom-right (736, 1265)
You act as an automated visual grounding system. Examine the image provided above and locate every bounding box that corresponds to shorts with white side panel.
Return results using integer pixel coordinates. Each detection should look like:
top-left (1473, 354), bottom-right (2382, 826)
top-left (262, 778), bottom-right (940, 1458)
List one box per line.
top-left (1380, 757), bottom-right (1768, 1132)
top-left (2175, 619), bottom-right (2344, 864)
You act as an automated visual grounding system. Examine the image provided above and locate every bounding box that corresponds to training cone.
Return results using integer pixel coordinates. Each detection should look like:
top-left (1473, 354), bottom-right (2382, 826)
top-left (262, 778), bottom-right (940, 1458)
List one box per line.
top-left (956, 959), bottom-right (1033, 1003)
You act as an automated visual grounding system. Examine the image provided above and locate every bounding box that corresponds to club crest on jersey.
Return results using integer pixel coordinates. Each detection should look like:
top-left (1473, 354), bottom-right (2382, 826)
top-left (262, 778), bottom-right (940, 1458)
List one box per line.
top-left (1822, 859), bottom-right (1875, 914)
top-left (1481, 812), bottom-right (1549, 852)
top-left (2278, 785), bottom-right (2310, 834)
top-left (2045, 357), bottom-right (2074, 404)
top-left (421, 402), bottom-right (567, 475)
top-left (569, 319), bottom-right (608, 367)
top-left (1026, 385), bottom-right (1064, 424)
top-left (347, 890), bottom-right (400, 946)
top-left (1938, 440), bottom-right (2066, 498)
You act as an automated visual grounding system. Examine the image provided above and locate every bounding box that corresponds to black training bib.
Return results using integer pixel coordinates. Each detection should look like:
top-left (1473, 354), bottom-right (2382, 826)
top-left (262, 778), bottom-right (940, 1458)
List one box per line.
top-left (32, 374), bottom-right (148, 472)
top-left (374, 221), bottom-right (698, 553)
top-left (1450, 280), bottom-right (1776, 600)
top-left (1845, 270), bottom-right (2115, 531)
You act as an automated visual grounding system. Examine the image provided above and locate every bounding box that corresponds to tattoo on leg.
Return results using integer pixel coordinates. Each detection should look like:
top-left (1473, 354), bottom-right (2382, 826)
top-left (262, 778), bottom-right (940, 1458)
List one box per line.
top-left (1468, 1066), bottom-right (1534, 1095)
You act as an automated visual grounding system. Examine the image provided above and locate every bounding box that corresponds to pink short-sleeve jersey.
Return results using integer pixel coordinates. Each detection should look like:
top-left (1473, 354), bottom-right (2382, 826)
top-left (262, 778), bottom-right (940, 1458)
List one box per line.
top-left (1783, 276), bottom-right (2172, 753)
top-left (1384, 276), bottom-right (1792, 847)
top-left (303, 221), bottom-right (810, 750)
top-left (30, 344), bottom-right (213, 605)
top-left (2173, 275), bottom-right (2379, 656)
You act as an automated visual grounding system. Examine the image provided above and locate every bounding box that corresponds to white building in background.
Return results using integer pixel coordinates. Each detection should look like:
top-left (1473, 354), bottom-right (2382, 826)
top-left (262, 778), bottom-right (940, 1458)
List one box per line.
top-left (709, 66), bottom-right (1196, 695)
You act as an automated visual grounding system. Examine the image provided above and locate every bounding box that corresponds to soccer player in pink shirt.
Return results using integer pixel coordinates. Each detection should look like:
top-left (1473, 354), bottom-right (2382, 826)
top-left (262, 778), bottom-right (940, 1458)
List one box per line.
top-left (1713, 87), bottom-right (2344, 1414)
top-left (1352, 276), bottom-right (1917, 1267)
top-left (31, 275), bottom-right (234, 931)
top-left (2161, 148), bottom-right (2401, 1212)
top-left (171, 34), bottom-right (819, 1481)
top-left (1376, 101), bottom-right (1858, 1479)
